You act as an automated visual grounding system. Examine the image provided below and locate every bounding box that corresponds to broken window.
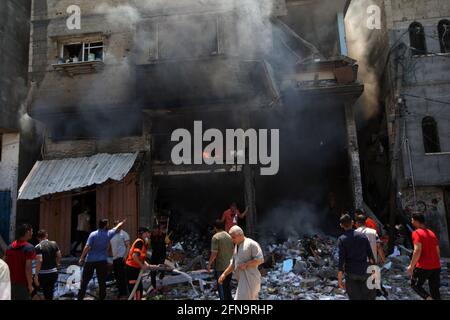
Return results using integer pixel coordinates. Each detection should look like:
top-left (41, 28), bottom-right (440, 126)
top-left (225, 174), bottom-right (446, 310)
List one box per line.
top-left (409, 22), bottom-right (426, 56)
top-left (59, 41), bottom-right (104, 64)
top-left (438, 19), bottom-right (450, 54)
top-left (422, 116), bottom-right (441, 153)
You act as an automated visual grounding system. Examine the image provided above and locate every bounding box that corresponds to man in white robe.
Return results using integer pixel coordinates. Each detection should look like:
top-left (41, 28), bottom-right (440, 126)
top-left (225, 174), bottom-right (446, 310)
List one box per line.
top-left (0, 258), bottom-right (11, 300)
top-left (218, 226), bottom-right (264, 300)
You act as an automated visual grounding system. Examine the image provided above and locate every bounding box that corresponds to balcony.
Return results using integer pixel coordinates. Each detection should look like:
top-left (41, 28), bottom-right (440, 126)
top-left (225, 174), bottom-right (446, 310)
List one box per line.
top-left (52, 60), bottom-right (104, 77)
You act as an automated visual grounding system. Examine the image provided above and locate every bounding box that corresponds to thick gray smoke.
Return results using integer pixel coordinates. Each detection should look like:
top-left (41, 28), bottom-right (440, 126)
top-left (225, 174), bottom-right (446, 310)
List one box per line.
top-left (258, 200), bottom-right (324, 240)
top-left (345, 0), bottom-right (382, 121)
top-left (86, 0), bottom-right (342, 238)
top-left (31, 0), bottom-right (353, 238)
top-left (97, 0), bottom-right (278, 57)
top-left (34, 0), bottom-right (289, 139)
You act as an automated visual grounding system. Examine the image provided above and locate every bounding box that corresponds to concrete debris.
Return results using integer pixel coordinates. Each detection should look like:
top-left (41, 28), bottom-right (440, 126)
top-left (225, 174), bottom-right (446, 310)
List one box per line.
top-left (260, 235), bottom-right (346, 300)
top-left (258, 235), bottom-right (450, 300)
top-left (282, 259), bottom-right (294, 273)
top-left (382, 261), bottom-right (392, 271)
top-left (292, 260), bottom-right (307, 274)
top-left (388, 246), bottom-right (401, 257)
top-left (55, 233), bottom-right (450, 300)
top-left (171, 242), bottom-right (184, 251)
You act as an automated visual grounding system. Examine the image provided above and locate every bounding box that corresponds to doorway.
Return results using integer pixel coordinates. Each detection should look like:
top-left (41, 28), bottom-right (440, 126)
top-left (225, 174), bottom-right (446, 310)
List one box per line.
top-left (70, 189), bottom-right (96, 256)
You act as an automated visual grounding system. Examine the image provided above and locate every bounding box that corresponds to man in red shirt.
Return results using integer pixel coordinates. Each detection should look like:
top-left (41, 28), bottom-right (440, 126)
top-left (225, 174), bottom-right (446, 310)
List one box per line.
top-left (219, 202), bottom-right (248, 232)
top-left (407, 213), bottom-right (441, 300)
top-left (5, 224), bottom-right (36, 300)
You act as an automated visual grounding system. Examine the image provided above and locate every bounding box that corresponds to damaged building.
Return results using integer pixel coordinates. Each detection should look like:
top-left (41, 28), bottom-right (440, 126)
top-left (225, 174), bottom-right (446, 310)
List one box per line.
top-left (19, 0), bottom-right (369, 255)
top-left (346, 0), bottom-right (450, 255)
top-left (0, 0), bottom-right (42, 247)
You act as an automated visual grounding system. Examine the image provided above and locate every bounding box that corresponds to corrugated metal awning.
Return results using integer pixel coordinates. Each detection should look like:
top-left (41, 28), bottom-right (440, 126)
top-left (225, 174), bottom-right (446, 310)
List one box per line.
top-left (18, 153), bottom-right (138, 200)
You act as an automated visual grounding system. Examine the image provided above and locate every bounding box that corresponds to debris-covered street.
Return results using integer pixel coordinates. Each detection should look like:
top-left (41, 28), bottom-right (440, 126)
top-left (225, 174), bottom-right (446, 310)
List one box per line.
top-left (2, 0), bottom-right (450, 306)
top-left (45, 230), bottom-right (449, 300)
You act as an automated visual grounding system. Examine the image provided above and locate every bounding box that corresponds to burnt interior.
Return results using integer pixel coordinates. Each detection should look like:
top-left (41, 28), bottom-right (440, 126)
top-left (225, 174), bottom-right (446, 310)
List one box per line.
top-left (150, 96), bottom-right (352, 243)
top-left (46, 108), bottom-right (143, 141)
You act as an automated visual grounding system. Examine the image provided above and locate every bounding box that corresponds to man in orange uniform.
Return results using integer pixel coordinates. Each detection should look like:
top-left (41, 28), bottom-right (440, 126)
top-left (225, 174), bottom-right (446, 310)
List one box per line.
top-left (125, 227), bottom-right (155, 300)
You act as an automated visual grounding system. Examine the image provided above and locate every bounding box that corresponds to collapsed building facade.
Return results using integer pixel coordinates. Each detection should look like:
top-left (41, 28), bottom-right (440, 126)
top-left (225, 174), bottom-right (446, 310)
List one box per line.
top-left (19, 0), bottom-right (367, 255)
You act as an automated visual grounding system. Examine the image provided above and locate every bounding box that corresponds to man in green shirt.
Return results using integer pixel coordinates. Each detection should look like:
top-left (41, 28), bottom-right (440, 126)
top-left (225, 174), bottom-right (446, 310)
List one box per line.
top-left (207, 221), bottom-right (234, 300)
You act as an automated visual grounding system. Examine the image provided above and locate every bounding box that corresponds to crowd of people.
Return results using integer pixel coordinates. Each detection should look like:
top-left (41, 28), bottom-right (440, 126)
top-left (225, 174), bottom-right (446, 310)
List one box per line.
top-left (337, 211), bottom-right (442, 300)
top-left (0, 202), bottom-right (443, 301)
top-left (0, 219), bottom-right (170, 300)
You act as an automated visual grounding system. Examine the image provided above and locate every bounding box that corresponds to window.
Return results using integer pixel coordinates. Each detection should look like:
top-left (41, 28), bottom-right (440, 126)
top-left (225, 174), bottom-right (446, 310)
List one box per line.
top-left (422, 116), bottom-right (441, 153)
top-left (438, 19), bottom-right (450, 53)
top-left (58, 41), bottom-right (104, 64)
top-left (158, 16), bottom-right (219, 60)
top-left (409, 22), bottom-right (427, 55)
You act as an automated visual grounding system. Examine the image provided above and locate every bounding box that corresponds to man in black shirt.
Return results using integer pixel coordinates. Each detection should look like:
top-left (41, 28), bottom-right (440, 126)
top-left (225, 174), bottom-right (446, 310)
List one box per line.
top-left (337, 214), bottom-right (376, 300)
top-left (34, 230), bottom-right (61, 300)
top-left (149, 224), bottom-right (170, 293)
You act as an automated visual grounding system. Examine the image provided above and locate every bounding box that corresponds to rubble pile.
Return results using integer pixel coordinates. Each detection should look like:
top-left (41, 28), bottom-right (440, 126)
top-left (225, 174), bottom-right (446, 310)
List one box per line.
top-left (52, 259), bottom-right (119, 300)
top-left (169, 222), bottom-right (211, 264)
top-left (260, 235), bottom-right (348, 300)
top-left (143, 234), bottom-right (450, 300)
top-left (258, 236), bottom-right (450, 300)
top-left (54, 233), bottom-right (450, 300)
top-left (381, 253), bottom-right (450, 300)
top-left (146, 227), bottom-right (216, 300)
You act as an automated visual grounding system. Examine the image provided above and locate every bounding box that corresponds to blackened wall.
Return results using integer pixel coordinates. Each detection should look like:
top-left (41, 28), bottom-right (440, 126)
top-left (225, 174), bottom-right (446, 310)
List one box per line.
top-left (0, 0), bottom-right (31, 131)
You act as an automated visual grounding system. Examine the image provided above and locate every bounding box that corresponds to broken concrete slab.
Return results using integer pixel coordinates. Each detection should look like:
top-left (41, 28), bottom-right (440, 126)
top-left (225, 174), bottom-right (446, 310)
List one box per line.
top-left (293, 260), bottom-right (307, 274)
top-left (301, 277), bottom-right (320, 289)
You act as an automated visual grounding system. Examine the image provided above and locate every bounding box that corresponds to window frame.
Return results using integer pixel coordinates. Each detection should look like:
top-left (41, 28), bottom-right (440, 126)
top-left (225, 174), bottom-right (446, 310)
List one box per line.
top-left (422, 116), bottom-right (441, 154)
top-left (153, 15), bottom-right (221, 61)
top-left (409, 22), bottom-right (427, 56)
top-left (59, 40), bottom-right (105, 64)
top-left (438, 19), bottom-right (450, 54)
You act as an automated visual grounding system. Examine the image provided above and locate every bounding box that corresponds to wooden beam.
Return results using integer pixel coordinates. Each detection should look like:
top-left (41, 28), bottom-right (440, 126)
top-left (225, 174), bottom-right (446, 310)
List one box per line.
top-left (153, 165), bottom-right (243, 176)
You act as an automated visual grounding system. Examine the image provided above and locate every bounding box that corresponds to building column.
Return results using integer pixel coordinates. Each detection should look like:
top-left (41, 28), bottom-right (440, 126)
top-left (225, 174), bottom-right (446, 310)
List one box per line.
top-left (242, 112), bottom-right (257, 238)
top-left (243, 164), bottom-right (257, 238)
top-left (344, 102), bottom-right (363, 209)
top-left (139, 115), bottom-right (153, 228)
